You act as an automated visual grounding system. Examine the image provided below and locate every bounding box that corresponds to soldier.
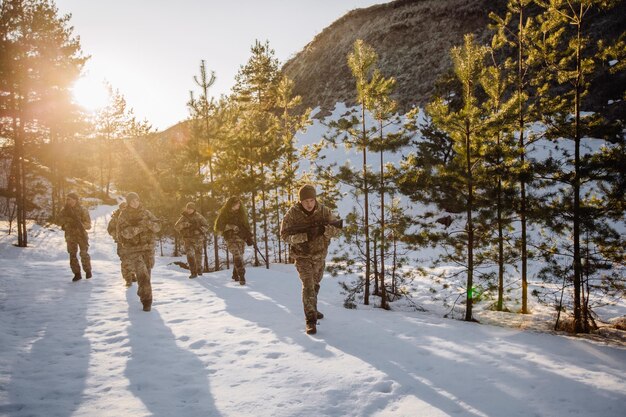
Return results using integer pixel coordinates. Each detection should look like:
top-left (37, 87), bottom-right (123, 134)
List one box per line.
top-left (214, 196), bottom-right (253, 285)
top-left (280, 184), bottom-right (340, 335)
top-left (116, 192), bottom-right (161, 311)
top-left (57, 192), bottom-right (92, 282)
top-left (107, 201), bottom-right (136, 287)
top-left (174, 202), bottom-right (210, 279)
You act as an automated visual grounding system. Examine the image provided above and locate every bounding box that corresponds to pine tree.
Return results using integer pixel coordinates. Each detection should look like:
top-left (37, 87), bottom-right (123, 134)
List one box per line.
top-left (0, 0), bottom-right (86, 246)
top-left (490, 0), bottom-right (539, 314)
top-left (399, 34), bottom-right (491, 321)
top-left (95, 83), bottom-right (134, 198)
top-left (532, 0), bottom-right (624, 333)
top-left (479, 60), bottom-right (518, 312)
top-left (188, 60), bottom-right (219, 271)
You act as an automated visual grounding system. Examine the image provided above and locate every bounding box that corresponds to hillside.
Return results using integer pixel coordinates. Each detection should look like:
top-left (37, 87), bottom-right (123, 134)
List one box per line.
top-left (282, 0), bottom-right (626, 118)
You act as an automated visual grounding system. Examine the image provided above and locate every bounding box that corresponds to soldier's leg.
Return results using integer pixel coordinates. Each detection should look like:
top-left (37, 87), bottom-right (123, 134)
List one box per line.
top-left (313, 258), bottom-right (326, 319)
top-left (294, 257), bottom-right (318, 324)
top-left (78, 238), bottom-right (92, 278)
top-left (184, 240), bottom-right (197, 277)
top-left (67, 240), bottom-right (81, 279)
top-left (227, 239), bottom-right (245, 284)
top-left (128, 252), bottom-right (151, 310)
top-left (194, 241), bottom-right (203, 275)
top-left (236, 241), bottom-right (246, 284)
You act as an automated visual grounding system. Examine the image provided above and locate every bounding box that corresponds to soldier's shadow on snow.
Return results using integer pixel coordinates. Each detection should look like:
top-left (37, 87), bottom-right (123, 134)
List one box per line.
top-left (197, 271), bottom-right (334, 358)
top-left (125, 291), bottom-right (224, 417)
top-left (4, 272), bottom-right (92, 417)
top-left (321, 313), bottom-right (625, 417)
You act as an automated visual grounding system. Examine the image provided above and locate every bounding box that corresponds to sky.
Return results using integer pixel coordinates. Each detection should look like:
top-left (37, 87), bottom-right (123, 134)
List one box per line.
top-left (55, 0), bottom-right (391, 131)
top-left (1, 202), bottom-right (625, 416)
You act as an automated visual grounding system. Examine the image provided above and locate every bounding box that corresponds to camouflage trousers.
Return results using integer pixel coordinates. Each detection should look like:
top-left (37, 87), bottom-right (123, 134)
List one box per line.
top-left (125, 250), bottom-right (155, 305)
top-left (183, 238), bottom-right (204, 275)
top-left (117, 246), bottom-right (135, 284)
top-left (67, 238), bottom-right (91, 275)
top-left (294, 256), bottom-right (325, 322)
top-left (226, 237), bottom-right (245, 283)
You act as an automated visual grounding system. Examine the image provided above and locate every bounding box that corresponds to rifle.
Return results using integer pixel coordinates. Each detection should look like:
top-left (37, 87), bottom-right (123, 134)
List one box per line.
top-left (283, 218), bottom-right (343, 237)
top-left (234, 225), bottom-right (268, 266)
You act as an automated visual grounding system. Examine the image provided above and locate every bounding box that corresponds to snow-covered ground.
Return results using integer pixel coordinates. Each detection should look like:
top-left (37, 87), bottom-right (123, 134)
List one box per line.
top-left (1, 204), bottom-right (625, 417)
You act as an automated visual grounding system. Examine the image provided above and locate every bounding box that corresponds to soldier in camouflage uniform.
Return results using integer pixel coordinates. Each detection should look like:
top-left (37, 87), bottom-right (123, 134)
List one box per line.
top-left (280, 185), bottom-right (340, 335)
top-left (215, 196), bottom-right (253, 285)
top-left (107, 201), bottom-right (136, 287)
top-left (116, 192), bottom-right (161, 311)
top-left (57, 192), bottom-right (92, 282)
top-left (174, 202), bottom-right (210, 279)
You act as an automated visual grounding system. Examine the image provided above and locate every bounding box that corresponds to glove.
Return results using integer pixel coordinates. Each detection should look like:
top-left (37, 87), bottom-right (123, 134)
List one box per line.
top-left (288, 233), bottom-right (308, 245)
top-left (245, 237), bottom-right (254, 246)
top-left (307, 225), bottom-right (326, 241)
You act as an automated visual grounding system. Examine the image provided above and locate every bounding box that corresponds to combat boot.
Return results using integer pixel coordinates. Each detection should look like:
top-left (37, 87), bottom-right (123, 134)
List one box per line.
top-left (72, 273), bottom-right (82, 282)
top-left (85, 270), bottom-right (92, 279)
top-left (316, 311), bottom-right (324, 319)
top-left (189, 273), bottom-right (198, 279)
top-left (125, 280), bottom-right (132, 288)
top-left (142, 300), bottom-right (152, 312)
top-left (305, 319), bottom-right (317, 335)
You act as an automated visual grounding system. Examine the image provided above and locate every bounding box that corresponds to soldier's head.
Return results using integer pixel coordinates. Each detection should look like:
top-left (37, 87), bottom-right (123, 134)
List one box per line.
top-left (186, 201), bottom-right (196, 214)
top-left (298, 184), bottom-right (317, 212)
top-left (126, 192), bottom-right (140, 209)
top-left (66, 192), bottom-right (79, 207)
top-left (227, 196), bottom-right (241, 211)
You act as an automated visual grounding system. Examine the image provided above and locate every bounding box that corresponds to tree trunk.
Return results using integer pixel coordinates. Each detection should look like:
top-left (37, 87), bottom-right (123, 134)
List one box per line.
top-left (362, 106), bottom-right (371, 305)
top-left (465, 119), bottom-right (474, 322)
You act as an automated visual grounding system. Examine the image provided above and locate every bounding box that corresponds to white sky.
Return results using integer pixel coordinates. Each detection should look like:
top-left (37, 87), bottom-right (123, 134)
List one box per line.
top-left (55, 0), bottom-right (390, 130)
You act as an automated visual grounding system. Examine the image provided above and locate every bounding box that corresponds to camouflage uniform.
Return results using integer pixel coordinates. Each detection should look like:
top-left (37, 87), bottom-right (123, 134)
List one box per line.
top-left (174, 210), bottom-right (209, 278)
top-left (117, 203), bottom-right (160, 311)
top-left (215, 197), bottom-right (253, 285)
top-left (57, 202), bottom-right (92, 279)
top-left (280, 202), bottom-right (339, 330)
top-left (107, 207), bottom-right (135, 286)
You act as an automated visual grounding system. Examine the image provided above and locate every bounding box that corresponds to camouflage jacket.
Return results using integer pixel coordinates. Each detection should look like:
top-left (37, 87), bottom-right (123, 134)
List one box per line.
top-left (280, 202), bottom-right (339, 259)
top-left (57, 204), bottom-right (91, 242)
top-left (174, 210), bottom-right (209, 240)
top-left (107, 208), bottom-right (122, 242)
top-left (214, 206), bottom-right (252, 242)
top-left (116, 205), bottom-right (161, 253)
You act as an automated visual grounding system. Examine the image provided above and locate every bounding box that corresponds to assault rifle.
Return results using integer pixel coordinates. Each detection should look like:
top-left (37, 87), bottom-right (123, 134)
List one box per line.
top-left (283, 218), bottom-right (343, 237)
top-left (236, 226), bottom-right (268, 266)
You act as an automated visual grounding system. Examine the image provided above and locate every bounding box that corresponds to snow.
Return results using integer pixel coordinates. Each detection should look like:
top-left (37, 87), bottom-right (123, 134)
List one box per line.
top-left (1, 205), bottom-right (625, 417)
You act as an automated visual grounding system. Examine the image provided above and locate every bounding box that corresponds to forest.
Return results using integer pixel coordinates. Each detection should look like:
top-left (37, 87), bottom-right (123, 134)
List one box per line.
top-left (1, 0), bottom-right (624, 335)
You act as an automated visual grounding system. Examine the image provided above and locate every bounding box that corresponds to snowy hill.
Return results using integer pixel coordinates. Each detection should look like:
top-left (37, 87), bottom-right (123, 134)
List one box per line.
top-left (1, 201), bottom-right (625, 416)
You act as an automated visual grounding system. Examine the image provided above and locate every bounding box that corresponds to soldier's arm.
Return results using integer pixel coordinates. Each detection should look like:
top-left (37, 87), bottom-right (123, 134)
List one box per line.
top-left (174, 216), bottom-right (188, 232)
top-left (81, 207), bottom-right (92, 230)
top-left (143, 211), bottom-right (161, 233)
top-left (323, 207), bottom-right (340, 239)
top-left (118, 216), bottom-right (141, 239)
top-left (280, 210), bottom-right (308, 244)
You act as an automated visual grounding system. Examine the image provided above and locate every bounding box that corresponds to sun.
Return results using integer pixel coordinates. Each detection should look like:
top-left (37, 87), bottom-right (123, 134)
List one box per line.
top-left (71, 73), bottom-right (109, 113)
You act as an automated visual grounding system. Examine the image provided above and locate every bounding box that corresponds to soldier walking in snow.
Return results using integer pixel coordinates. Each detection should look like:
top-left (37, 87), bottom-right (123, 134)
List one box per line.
top-left (57, 192), bottom-right (92, 282)
top-left (116, 192), bottom-right (160, 311)
top-left (174, 202), bottom-right (210, 279)
top-left (107, 201), bottom-right (136, 287)
top-left (280, 184), bottom-right (341, 335)
top-left (215, 196), bottom-right (253, 285)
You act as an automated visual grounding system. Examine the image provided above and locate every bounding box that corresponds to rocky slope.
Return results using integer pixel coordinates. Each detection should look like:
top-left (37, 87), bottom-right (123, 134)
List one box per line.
top-left (282, 0), bottom-right (625, 118)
